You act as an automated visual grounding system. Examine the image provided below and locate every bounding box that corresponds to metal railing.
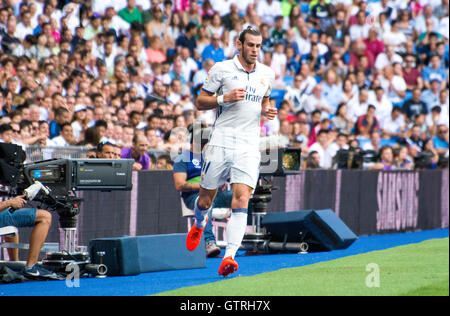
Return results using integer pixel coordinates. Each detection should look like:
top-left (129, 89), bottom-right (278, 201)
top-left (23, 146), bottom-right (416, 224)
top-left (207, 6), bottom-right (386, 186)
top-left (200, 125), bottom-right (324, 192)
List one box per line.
top-left (24, 145), bottom-right (92, 162)
top-left (23, 145), bottom-right (170, 163)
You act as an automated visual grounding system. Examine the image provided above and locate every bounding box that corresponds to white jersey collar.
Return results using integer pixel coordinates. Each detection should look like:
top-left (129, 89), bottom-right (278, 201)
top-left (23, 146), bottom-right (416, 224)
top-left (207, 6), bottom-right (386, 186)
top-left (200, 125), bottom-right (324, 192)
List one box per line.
top-left (233, 55), bottom-right (258, 74)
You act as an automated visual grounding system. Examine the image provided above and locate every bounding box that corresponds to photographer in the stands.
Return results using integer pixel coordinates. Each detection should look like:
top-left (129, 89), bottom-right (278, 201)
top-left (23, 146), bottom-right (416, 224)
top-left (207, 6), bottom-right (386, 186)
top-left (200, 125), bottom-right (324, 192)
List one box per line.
top-left (0, 196), bottom-right (58, 279)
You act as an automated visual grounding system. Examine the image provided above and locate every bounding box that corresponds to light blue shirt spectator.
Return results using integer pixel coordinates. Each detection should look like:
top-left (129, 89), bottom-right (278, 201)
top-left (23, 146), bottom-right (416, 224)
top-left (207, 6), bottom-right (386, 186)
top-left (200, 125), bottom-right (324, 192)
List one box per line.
top-left (201, 35), bottom-right (225, 63)
top-left (321, 82), bottom-right (342, 113)
top-left (422, 65), bottom-right (447, 84)
top-left (421, 82), bottom-right (442, 111)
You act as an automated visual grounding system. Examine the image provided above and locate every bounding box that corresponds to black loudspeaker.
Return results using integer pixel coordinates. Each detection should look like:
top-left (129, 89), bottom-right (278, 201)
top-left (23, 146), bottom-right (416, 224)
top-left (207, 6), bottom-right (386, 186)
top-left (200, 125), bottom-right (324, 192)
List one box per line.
top-left (89, 236), bottom-right (141, 276)
top-left (261, 210), bottom-right (358, 252)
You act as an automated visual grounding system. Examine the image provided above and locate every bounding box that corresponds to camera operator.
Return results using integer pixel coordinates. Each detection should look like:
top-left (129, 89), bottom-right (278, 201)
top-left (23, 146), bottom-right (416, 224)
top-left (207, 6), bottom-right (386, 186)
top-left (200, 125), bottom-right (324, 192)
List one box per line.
top-left (0, 196), bottom-right (59, 279)
top-left (97, 142), bottom-right (121, 159)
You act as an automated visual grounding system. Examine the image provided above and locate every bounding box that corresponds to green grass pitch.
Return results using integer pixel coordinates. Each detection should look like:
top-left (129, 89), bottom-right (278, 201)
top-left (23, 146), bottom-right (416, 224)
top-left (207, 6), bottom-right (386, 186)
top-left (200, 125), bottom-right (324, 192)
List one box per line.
top-left (156, 237), bottom-right (449, 296)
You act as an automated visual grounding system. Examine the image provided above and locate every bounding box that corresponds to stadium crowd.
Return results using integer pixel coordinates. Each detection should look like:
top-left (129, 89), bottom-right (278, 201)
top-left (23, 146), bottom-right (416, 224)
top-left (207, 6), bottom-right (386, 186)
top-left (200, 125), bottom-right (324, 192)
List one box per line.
top-left (0, 0), bottom-right (448, 171)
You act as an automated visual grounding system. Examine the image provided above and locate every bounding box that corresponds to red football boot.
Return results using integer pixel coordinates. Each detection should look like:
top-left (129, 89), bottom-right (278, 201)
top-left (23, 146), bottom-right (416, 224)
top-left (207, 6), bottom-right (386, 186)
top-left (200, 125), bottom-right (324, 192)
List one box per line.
top-left (218, 256), bottom-right (238, 277)
top-left (186, 216), bottom-right (208, 251)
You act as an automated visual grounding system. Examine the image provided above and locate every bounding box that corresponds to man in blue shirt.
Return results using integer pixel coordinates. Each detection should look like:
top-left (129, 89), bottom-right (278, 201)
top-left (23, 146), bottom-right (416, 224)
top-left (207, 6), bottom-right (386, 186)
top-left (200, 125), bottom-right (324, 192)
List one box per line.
top-left (421, 79), bottom-right (442, 112)
top-left (422, 54), bottom-right (448, 90)
top-left (433, 124), bottom-right (449, 155)
top-left (201, 34), bottom-right (225, 63)
top-left (49, 107), bottom-right (72, 139)
top-left (173, 126), bottom-right (232, 257)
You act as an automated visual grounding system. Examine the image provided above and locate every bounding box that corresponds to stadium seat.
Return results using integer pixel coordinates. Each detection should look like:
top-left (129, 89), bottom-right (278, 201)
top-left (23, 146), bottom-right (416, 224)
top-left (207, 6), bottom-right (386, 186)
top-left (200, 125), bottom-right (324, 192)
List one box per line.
top-left (0, 226), bottom-right (17, 238)
top-left (0, 226), bottom-right (59, 260)
top-left (180, 198), bottom-right (229, 220)
top-left (283, 76), bottom-right (294, 86)
top-left (180, 198), bottom-right (229, 248)
top-left (270, 89), bottom-right (286, 109)
top-left (0, 226), bottom-right (18, 261)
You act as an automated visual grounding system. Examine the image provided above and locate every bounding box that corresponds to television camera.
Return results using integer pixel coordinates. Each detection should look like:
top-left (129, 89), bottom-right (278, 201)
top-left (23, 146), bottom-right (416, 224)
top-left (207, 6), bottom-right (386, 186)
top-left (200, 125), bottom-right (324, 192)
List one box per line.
top-left (243, 147), bottom-right (302, 253)
top-left (0, 143), bottom-right (133, 277)
top-left (333, 147), bottom-right (379, 169)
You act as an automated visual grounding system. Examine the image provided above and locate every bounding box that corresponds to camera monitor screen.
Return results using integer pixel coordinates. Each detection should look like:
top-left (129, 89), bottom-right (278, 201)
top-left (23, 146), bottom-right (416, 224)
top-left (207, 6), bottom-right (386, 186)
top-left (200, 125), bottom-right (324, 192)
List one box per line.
top-left (260, 147), bottom-right (301, 177)
top-left (282, 149), bottom-right (301, 173)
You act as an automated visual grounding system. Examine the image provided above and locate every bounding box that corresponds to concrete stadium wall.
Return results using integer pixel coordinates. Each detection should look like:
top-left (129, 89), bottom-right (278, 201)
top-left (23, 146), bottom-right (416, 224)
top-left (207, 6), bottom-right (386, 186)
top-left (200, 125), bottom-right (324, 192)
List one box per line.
top-left (12, 169), bottom-right (450, 252)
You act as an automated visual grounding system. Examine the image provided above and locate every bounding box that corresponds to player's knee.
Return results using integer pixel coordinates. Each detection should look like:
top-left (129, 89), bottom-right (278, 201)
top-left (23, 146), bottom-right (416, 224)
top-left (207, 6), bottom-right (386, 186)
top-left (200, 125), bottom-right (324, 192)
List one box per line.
top-left (198, 198), bottom-right (213, 210)
top-left (231, 195), bottom-right (250, 209)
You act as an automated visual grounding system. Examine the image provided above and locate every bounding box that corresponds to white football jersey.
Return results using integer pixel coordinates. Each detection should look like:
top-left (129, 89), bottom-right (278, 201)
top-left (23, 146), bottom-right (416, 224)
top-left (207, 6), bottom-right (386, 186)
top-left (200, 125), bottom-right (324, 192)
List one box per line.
top-left (202, 55), bottom-right (275, 150)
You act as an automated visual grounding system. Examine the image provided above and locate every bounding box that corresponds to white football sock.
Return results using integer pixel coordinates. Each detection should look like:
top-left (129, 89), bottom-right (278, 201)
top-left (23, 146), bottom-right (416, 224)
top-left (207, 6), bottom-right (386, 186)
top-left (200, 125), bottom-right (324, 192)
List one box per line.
top-left (194, 197), bottom-right (210, 229)
top-left (224, 209), bottom-right (248, 259)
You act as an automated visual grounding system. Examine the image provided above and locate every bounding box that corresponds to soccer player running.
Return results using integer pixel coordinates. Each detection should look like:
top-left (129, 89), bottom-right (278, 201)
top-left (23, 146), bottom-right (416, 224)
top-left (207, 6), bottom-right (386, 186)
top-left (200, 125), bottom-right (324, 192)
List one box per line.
top-left (186, 27), bottom-right (277, 277)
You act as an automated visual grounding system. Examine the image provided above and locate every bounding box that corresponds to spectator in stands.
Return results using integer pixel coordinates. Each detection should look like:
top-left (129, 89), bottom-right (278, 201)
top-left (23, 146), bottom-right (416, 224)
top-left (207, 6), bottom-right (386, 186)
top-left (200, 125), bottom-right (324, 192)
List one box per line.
top-left (257, 0), bottom-right (282, 25)
top-left (201, 33), bottom-right (225, 63)
top-left (48, 122), bottom-right (76, 146)
top-left (394, 146), bottom-right (414, 170)
top-left (421, 78), bottom-right (444, 112)
top-left (303, 150), bottom-right (321, 169)
top-left (121, 134), bottom-right (151, 171)
top-left (433, 124), bottom-right (449, 155)
top-left (118, 0), bottom-right (143, 25)
top-left (347, 86), bottom-right (370, 123)
top-left (303, 84), bottom-right (332, 118)
top-left (368, 145), bottom-right (395, 170)
top-left (382, 19), bottom-right (407, 53)
top-left (325, 9), bottom-right (350, 52)
top-left (422, 54), bottom-right (448, 90)
top-left (380, 106), bottom-right (406, 141)
top-left (427, 106), bottom-right (445, 138)
top-left (283, 74), bottom-right (307, 113)
top-left (378, 65), bottom-right (406, 106)
top-left (402, 87), bottom-right (429, 123)
top-left (418, 137), bottom-right (440, 169)
top-left (0, 123), bottom-right (13, 143)
top-left (156, 153), bottom-right (173, 170)
top-left (368, 86), bottom-right (393, 125)
top-left (349, 10), bottom-right (370, 42)
top-left (374, 44), bottom-right (403, 74)
top-left (175, 22), bottom-right (198, 58)
top-left (331, 102), bottom-right (353, 135)
top-left (363, 28), bottom-right (384, 60)
top-left (1, 16), bottom-right (20, 54)
top-left (402, 53), bottom-right (424, 91)
top-left (49, 107), bottom-right (72, 139)
top-left (322, 69), bottom-right (344, 113)
top-left (0, 0), bottom-right (444, 174)
top-left (308, 129), bottom-right (335, 169)
top-left (355, 105), bottom-right (380, 139)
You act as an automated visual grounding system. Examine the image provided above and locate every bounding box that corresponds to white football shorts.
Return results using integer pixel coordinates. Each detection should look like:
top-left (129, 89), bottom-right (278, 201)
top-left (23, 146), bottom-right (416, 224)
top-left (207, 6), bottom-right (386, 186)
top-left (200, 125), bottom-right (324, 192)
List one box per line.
top-left (200, 145), bottom-right (261, 190)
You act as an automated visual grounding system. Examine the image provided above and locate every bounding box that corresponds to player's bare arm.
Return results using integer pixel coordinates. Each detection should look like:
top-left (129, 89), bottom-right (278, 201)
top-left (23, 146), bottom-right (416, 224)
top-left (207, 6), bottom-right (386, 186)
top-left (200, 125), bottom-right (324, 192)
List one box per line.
top-left (196, 89), bottom-right (247, 111)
